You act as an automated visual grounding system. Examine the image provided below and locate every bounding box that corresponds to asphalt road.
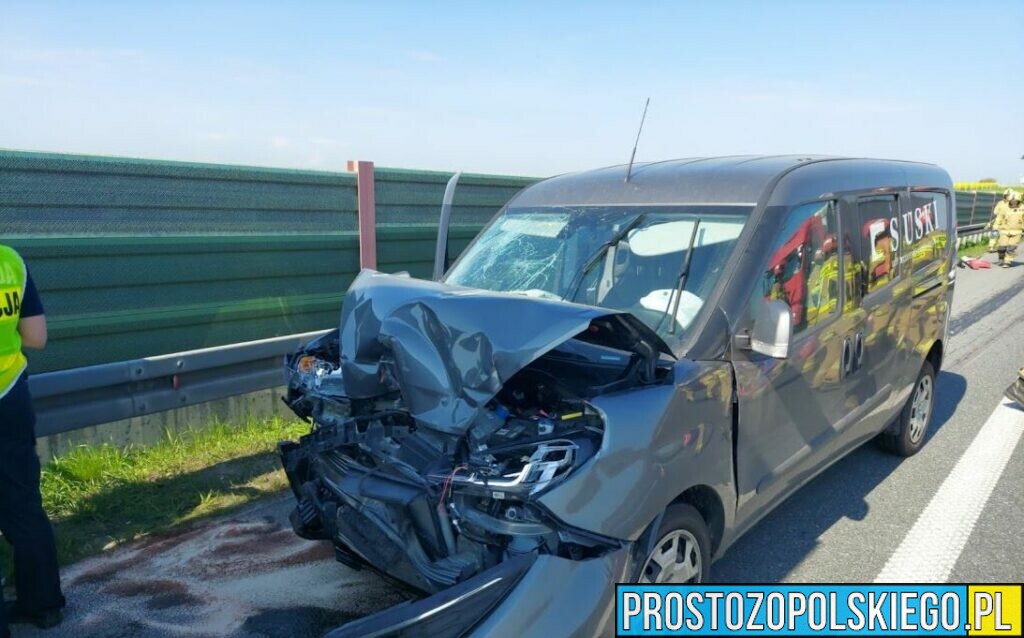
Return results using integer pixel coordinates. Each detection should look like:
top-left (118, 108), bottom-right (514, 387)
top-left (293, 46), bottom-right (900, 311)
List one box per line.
top-left (12, 255), bottom-right (1024, 637)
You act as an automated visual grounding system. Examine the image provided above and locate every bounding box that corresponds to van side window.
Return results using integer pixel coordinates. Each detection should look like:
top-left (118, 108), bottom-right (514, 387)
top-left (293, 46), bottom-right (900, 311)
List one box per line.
top-left (856, 196), bottom-right (899, 296)
top-left (905, 191), bottom-right (950, 279)
top-left (760, 201), bottom-right (839, 335)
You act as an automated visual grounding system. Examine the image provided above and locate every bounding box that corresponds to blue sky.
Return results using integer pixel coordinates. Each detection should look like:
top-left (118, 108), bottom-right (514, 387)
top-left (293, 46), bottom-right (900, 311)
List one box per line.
top-left (1, 1), bottom-right (1022, 182)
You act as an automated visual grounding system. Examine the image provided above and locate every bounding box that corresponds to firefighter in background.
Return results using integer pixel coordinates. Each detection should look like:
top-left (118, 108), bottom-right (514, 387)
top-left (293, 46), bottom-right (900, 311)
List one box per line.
top-left (986, 189), bottom-right (1015, 252)
top-left (0, 244), bottom-right (65, 634)
top-left (992, 190), bottom-right (1024, 267)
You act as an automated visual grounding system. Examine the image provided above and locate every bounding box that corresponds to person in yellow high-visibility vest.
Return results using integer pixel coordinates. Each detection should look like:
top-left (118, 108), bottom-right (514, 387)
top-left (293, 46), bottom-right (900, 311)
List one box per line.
top-left (0, 244), bottom-right (64, 635)
top-left (987, 189), bottom-right (1016, 252)
top-left (993, 191), bottom-right (1024, 267)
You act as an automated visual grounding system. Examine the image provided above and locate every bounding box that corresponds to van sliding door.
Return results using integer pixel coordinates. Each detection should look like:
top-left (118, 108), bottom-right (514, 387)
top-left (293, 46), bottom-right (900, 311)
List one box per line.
top-left (733, 200), bottom-right (859, 521)
top-left (836, 194), bottom-right (908, 443)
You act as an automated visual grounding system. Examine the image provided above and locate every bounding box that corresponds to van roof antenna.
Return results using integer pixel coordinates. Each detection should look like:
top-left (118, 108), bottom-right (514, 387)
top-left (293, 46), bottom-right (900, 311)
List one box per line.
top-left (625, 97), bottom-right (650, 183)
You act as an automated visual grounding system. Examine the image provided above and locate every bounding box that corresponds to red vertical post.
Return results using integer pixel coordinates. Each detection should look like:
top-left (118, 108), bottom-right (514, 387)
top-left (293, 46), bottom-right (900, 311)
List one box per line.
top-left (347, 160), bottom-right (377, 269)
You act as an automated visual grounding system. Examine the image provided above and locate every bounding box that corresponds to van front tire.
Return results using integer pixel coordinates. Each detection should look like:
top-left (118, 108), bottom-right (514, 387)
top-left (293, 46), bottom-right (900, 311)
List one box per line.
top-left (633, 504), bottom-right (711, 584)
top-left (879, 361), bottom-right (936, 457)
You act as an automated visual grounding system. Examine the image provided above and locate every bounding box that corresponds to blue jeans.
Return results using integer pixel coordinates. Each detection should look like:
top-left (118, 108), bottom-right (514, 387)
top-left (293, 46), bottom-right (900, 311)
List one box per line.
top-left (0, 374), bottom-right (64, 619)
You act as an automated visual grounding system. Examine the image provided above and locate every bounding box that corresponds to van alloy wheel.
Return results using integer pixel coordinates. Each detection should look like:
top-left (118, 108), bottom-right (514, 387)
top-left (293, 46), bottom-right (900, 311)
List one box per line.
top-left (908, 375), bottom-right (932, 444)
top-left (639, 529), bottom-right (703, 583)
top-left (878, 360), bottom-right (936, 457)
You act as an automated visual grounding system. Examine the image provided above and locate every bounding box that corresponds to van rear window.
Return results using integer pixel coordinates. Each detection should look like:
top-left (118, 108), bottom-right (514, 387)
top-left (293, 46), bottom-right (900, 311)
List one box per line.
top-left (903, 192), bottom-right (950, 281)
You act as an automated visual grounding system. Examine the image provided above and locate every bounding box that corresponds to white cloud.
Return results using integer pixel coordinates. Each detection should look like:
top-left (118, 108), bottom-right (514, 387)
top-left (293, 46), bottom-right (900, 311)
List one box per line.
top-left (270, 136), bottom-right (290, 149)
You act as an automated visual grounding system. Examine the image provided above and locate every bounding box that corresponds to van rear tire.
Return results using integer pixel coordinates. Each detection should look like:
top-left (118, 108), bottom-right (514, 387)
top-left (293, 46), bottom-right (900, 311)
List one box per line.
top-left (879, 361), bottom-right (936, 457)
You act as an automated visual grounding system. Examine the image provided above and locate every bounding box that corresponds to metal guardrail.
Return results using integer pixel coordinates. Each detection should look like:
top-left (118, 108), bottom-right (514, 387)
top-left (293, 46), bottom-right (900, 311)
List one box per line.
top-left (28, 329), bottom-right (329, 437)
top-left (958, 223), bottom-right (987, 235)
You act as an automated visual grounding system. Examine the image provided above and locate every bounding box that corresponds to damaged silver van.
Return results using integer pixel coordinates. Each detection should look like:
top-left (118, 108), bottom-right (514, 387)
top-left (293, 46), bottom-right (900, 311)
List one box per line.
top-left (278, 156), bottom-right (955, 637)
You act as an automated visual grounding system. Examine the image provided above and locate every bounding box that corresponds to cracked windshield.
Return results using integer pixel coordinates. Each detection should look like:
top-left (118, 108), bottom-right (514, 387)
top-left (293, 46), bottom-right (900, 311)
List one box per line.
top-left (444, 206), bottom-right (751, 346)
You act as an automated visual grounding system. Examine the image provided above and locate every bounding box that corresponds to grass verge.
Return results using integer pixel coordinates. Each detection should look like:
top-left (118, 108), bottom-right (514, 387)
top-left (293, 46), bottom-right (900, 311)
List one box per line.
top-left (2, 417), bottom-right (309, 579)
top-left (957, 239), bottom-right (990, 260)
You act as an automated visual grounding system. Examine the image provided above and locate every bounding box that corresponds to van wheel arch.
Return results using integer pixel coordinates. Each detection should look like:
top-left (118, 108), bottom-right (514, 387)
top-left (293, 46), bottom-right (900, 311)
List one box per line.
top-left (926, 340), bottom-right (943, 374)
top-left (672, 485), bottom-right (725, 556)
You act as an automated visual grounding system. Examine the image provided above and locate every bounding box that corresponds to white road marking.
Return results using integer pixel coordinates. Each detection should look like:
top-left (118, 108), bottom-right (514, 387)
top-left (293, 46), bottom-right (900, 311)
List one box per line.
top-left (875, 397), bottom-right (1024, 583)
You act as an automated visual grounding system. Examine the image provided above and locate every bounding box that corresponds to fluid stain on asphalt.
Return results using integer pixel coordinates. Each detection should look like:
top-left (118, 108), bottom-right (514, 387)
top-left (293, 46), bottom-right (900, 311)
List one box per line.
top-left (134, 525), bottom-right (210, 555)
top-left (70, 554), bottom-right (147, 586)
top-left (240, 606), bottom-right (362, 638)
top-left (210, 529), bottom-right (295, 558)
top-left (216, 518), bottom-right (280, 539)
top-left (101, 579), bottom-right (203, 610)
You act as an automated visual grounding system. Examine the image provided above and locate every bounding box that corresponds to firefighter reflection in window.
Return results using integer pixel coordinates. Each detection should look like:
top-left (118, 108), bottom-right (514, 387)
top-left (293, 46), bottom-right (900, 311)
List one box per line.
top-left (864, 218), bottom-right (896, 294)
top-left (764, 210), bottom-right (840, 333)
top-left (911, 199), bottom-right (946, 280)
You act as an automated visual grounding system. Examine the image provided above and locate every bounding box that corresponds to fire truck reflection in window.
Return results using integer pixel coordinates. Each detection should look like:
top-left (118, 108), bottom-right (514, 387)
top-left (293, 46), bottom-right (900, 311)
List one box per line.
top-left (762, 201), bottom-right (839, 334)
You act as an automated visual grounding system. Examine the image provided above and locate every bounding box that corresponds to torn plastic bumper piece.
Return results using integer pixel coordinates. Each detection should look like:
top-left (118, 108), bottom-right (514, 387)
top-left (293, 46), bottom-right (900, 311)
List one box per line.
top-left (324, 553), bottom-right (536, 638)
top-left (324, 546), bottom-right (633, 638)
top-left (467, 548), bottom-right (632, 638)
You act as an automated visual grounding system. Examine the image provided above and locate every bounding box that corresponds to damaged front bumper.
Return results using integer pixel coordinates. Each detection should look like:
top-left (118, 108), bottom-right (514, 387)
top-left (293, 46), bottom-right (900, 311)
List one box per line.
top-left (279, 425), bottom-right (634, 637)
top-left (278, 419), bottom-right (625, 596)
top-left (279, 432), bottom-right (484, 594)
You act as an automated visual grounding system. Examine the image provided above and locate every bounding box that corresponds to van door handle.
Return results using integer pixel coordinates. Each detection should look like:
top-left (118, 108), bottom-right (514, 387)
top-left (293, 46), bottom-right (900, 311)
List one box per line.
top-left (841, 337), bottom-right (853, 378)
top-left (854, 331), bottom-right (865, 372)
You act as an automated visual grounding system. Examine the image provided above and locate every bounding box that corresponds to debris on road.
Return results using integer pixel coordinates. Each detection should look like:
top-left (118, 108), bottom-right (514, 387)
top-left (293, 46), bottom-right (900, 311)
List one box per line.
top-left (959, 256), bottom-right (992, 270)
top-left (1005, 369), bottom-right (1024, 406)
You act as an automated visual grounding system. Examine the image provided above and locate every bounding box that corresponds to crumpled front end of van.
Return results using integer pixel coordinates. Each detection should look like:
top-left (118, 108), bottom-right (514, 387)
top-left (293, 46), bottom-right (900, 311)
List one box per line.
top-left (278, 270), bottom-right (673, 636)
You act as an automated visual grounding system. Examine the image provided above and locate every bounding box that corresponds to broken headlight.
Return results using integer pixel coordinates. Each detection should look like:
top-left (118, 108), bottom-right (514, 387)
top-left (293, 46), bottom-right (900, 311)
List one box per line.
top-left (444, 437), bottom-right (592, 499)
top-left (285, 330), bottom-right (343, 390)
top-left (286, 351), bottom-right (346, 405)
top-left (290, 354), bottom-right (340, 388)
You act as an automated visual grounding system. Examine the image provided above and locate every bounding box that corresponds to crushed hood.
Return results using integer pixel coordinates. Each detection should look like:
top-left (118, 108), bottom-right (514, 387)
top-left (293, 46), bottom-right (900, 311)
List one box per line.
top-left (339, 270), bottom-right (673, 434)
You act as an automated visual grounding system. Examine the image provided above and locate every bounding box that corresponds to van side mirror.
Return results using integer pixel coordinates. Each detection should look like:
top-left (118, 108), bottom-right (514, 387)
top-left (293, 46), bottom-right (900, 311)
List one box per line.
top-left (751, 299), bottom-right (792, 359)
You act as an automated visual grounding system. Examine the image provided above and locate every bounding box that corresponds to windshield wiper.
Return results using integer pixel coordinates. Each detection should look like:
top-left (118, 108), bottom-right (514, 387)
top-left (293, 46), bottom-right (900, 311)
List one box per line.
top-left (656, 218), bottom-right (702, 335)
top-left (565, 213), bottom-right (648, 302)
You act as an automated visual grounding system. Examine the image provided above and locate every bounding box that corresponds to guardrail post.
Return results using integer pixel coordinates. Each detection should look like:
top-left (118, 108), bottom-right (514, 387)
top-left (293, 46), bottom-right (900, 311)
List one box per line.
top-left (347, 160), bottom-right (377, 269)
top-left (970, 191), bottom-right (978, 225)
